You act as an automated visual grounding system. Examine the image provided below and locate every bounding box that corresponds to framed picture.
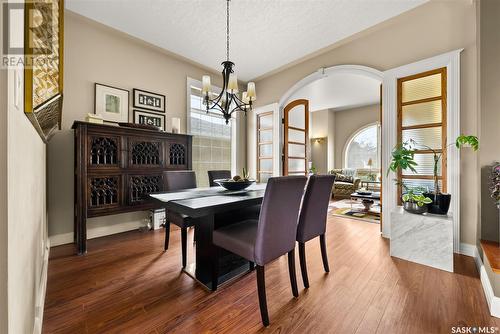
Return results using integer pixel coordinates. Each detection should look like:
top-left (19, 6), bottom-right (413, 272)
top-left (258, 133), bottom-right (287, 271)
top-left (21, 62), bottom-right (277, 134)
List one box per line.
top-left (133, 89), bottom-right (166, 113)
top-left (24, 0), bottom-right (64, 142)
top-left (134, 110), bottom-right (166, 130)
top-left (94, 83), bottom-right (130, 123)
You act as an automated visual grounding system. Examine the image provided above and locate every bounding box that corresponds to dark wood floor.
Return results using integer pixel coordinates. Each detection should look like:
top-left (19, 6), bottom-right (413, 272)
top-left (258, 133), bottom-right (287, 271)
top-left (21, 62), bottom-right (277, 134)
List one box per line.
top-left (43, 214), bottom-right (498, 334)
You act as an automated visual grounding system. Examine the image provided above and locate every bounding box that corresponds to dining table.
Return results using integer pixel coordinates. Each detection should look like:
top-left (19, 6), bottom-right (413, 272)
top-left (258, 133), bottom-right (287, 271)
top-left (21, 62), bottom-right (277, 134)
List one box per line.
top-left (150, 183), bottom-right (267, 290)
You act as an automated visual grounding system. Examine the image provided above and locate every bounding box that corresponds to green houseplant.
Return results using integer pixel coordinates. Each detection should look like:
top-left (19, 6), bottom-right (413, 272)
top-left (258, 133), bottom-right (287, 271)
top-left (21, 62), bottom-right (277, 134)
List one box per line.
top-left (401, 184), bottom-right (433, 214)
top-left (413, 135), bottom-right (478, 214)
top-left (387, 143), bottom-right (432, 214)
top-left (388, 135), bottom-right (479, 214)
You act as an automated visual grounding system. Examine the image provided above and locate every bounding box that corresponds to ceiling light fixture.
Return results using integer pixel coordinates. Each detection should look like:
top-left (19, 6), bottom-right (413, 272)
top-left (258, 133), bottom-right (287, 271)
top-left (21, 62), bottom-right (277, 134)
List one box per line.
top-left (201, 0), bottom-right (256, 124)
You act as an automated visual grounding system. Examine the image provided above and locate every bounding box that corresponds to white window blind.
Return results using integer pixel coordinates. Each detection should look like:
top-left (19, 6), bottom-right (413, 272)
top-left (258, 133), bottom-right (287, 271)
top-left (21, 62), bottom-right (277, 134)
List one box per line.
top-left (188, 85), bottom-right (232, 187)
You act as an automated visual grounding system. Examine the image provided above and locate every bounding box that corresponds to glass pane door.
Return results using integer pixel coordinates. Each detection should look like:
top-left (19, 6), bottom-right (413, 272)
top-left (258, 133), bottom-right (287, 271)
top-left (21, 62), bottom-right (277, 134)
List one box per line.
top-left (257, 112), bottom-right (273, 183)
top-left (283, 99), bottom-right (309, 175)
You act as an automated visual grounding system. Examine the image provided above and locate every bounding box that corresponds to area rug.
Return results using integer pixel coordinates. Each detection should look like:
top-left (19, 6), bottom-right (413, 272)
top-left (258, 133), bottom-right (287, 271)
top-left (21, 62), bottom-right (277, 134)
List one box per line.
top-left (329, 199), bottom-right (380, 224)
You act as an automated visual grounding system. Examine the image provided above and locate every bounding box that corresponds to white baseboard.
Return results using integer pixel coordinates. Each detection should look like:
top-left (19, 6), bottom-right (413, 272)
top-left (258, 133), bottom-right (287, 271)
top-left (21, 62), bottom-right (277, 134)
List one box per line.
top-left (468, 243), bottom-right (500, 318)
top-left (33, 238), bottom-right (50, 334)
top-left (49, 221), bottom-right (144, 247)
top-left (459, 242), bottom-right (477, 257)
top-left (49, 232), bottom-right (73, 247)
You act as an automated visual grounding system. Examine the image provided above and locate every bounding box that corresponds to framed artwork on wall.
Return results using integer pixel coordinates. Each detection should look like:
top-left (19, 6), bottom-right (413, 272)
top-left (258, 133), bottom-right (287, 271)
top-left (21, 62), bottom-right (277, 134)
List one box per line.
top-left (133, 89), bottom-right (166, 113)
top-left (24, 0), bottom-right (64, 143)
top-left (94, 83), bottom-right (130, 123)
top-left (134, 110), bottom-right (166, 130)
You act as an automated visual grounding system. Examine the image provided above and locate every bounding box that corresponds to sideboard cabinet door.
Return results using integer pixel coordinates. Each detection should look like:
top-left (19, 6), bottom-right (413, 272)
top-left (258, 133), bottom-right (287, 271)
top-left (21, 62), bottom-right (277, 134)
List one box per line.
top-left (167, 140), bottom-right (190, 169)
top-left (128, 138), bottom-right (164, 168)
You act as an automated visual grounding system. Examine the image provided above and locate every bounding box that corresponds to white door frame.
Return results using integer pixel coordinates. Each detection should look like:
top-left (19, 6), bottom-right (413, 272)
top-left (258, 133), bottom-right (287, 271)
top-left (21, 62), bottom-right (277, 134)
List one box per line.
top-left (382, 49), bottom-right (463, 251)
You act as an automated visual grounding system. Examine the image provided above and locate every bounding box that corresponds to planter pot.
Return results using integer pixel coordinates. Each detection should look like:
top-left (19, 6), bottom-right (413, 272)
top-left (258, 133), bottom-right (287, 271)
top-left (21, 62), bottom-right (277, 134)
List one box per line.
top-left (424, 193), bottom-right (451, 215)
top-left (403, 201), bottom-right (428, 214)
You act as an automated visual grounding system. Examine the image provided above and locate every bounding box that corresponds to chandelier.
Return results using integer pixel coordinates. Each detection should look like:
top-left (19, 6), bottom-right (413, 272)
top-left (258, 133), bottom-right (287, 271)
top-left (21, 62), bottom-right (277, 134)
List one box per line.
top-left (201, 0), bottom-right (256, 124)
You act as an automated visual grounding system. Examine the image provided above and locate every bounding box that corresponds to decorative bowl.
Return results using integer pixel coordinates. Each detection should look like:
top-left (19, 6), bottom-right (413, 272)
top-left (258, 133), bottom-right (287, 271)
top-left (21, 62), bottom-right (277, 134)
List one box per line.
top-left (357, 191), bottom-right (372, 196)
top-left (215, 179), bottom-right (255, 191)
top-left (403, 201), bottom-right (428, 214)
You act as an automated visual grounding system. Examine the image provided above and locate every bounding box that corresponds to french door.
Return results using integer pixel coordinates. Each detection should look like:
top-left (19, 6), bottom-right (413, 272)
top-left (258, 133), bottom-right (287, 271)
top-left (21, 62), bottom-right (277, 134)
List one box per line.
top-left (283, 99), bottom-right (309, 175)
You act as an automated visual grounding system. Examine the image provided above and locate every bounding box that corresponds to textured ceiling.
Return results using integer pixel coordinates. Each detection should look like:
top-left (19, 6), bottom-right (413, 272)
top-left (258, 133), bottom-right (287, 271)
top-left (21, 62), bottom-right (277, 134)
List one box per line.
top-left (287, 72), bottom-right (381, 112)
top-left (67, 0), bottom-right (427, 81)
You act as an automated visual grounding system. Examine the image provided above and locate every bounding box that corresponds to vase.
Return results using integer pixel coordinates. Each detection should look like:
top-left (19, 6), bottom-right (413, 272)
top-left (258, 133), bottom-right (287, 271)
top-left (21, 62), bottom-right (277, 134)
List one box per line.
top-left (424, 193), bottom-right (451, 215)
top-left (403, 201), bottom-right (428, 214)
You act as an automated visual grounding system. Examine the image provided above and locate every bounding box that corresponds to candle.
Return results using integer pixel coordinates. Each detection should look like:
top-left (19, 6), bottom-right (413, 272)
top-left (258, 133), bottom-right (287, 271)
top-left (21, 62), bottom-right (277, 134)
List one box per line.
top-left (171, 117), bottom-right (181, 134)
top-left (246, 82), bottom-right (256, 100)
top-left (242, 91), bottom-right (250, 104)
top-left (202, 75), bottom-right (211, 94)
top-left (227, 73), bottom-right (238, 93)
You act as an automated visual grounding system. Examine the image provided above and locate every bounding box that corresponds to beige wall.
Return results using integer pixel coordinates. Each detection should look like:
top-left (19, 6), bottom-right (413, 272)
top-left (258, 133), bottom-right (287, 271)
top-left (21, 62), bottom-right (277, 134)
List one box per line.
top-left (2, 15), bottom-right (48, 334)
top-left (309, 105), bottom-right (379, 173)
top-left (310, 110), bottom-right (329, 174)
top-left (253, 0), bottom-right (478, 245)
top-left (48, 12), bottom-right (229, 240)
top-left (0, 21), bottom-right (8, 334)
top-left (479, 0), bottom-right (500, 243)
top-left (334, 104), bottom-right (379, 169)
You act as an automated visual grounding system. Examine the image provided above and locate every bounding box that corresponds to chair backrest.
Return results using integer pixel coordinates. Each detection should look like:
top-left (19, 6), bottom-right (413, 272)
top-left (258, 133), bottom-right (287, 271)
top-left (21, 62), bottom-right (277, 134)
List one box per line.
top-left (254, 176), bottom-right (307, 266)
top-left (208, 170), bottom-right (231, 187)
top-left (296, 174), bottom-right (336, 243)
top-left (164, 171), bottom-right (197, 191)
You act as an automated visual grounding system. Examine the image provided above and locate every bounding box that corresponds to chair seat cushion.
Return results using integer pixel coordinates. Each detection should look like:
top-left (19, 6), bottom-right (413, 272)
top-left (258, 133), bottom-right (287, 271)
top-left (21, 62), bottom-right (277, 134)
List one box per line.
top-left (167, 211), bottom-right (194, 228)
top-left (213, 219), bottom-right (258, 262)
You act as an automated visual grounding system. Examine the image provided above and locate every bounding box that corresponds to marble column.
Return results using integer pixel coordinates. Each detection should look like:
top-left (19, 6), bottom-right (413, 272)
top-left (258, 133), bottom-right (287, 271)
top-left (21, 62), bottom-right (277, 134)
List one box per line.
top-left (390, 207), bottom-right (453, 272)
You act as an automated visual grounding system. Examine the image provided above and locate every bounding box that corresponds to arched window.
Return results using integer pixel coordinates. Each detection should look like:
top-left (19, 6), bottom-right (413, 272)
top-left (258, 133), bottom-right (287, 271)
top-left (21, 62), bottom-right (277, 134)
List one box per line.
top-left (344, 124), bottom-right (380, 169)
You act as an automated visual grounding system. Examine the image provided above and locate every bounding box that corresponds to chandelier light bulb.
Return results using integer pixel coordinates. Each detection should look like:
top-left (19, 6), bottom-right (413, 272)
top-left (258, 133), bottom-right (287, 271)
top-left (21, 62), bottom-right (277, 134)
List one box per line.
top-left (228, 73), bottom-right (238, 93)
top-left (247, 82), bottom-right (256, 100)
top-left (202, 75), bottom-right (211, 94)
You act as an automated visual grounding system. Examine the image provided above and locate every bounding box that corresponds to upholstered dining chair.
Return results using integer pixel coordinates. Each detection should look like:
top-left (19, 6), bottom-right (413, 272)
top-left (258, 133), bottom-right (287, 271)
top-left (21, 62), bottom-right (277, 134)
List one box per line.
top-left (296, 174), bottom-right (336, 288)
top-left (208, 170), bottom-right (231, 187)
top-left (163, 170), bottom-right (197, 268)
top-left (212, 176), bottom-right (307, 326)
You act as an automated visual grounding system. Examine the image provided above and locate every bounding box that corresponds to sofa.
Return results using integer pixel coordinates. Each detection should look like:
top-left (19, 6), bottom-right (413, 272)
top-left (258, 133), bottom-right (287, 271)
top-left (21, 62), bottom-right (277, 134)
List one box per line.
top-left (328, 168), bottom-right (361, 199)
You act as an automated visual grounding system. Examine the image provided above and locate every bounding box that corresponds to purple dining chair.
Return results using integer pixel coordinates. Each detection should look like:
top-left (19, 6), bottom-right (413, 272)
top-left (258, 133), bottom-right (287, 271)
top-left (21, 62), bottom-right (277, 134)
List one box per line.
top-left (208, 170), bottom-right (231, 187)
top-left (212, 176), bottom-right (307, 326)
top-left (296, 174), bottom-right (336, 288)
top-left (164, 170), bottom-right (197, 268)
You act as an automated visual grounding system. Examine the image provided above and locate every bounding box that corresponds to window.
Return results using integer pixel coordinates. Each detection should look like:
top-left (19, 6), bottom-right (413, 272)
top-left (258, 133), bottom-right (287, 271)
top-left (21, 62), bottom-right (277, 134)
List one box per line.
top-left (397, 67), bottom-right (447, 198)
top-left (188, 81), bottom-right (232, 187)
top-left (257, 112), bottom-right (273, 182)
top-left (344, 124), bottom-right (380, 169)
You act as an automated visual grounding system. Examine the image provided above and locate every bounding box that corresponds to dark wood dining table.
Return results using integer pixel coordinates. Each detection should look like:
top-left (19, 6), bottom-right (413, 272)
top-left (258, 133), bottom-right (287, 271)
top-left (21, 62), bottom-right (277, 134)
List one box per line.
top-left (150, 184), bottom-right (267, 290)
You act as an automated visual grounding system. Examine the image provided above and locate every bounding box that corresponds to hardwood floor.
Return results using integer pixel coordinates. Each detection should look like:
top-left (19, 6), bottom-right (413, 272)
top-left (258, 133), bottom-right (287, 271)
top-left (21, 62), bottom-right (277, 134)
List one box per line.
top-left (43, 214), bottom-right (497, 334)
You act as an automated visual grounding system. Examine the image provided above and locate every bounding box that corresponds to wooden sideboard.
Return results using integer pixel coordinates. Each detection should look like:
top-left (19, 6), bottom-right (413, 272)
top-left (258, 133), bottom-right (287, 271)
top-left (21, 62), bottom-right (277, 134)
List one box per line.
top-left (73, 121), bottom-right (192, 254)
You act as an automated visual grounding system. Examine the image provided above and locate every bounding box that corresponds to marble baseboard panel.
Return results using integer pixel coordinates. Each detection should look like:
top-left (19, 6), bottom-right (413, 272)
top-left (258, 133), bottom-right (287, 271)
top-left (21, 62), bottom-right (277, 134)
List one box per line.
top-left (390, 207), bottom-right (453, 272)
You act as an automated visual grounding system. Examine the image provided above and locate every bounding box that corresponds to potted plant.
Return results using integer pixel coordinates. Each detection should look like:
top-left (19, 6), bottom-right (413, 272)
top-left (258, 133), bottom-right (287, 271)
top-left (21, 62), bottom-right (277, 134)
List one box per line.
top-left (413, 135), bottom-right (478, 214)
top-left (387, 143), bottom-right (432, 214)
top-left (388, 135), bottom-right (479, 215)
top-left (490, 164), bottom-right (500, 208)
top-left (401, 185), bottom-right (433, 214)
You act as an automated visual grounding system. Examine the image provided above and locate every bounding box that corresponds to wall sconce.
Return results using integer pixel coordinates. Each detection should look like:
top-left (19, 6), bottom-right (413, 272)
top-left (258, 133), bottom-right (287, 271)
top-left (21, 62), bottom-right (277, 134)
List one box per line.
top-left (312, 137), bottom-right (325, 144)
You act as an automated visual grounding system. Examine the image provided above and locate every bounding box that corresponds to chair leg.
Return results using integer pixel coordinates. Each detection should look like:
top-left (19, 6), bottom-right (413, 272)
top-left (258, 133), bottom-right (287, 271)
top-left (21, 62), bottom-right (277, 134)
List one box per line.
top-left (249, 261), bottom-right (255, 271)
top-left (320, 234), bottom-right (330, 273)
top-left (288, 249), bottom-right (299, 298)
top-left (256, 265), bottom-right (270, 327)
top-left (298, 242), bottom-right (309, 288)
top-left (212, 247), bottom-right (219, 291)
top-left (181, 226), bottom-right (187, 268)
top-left (164, 221), bottom-right (170, 251)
